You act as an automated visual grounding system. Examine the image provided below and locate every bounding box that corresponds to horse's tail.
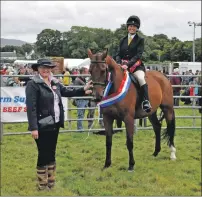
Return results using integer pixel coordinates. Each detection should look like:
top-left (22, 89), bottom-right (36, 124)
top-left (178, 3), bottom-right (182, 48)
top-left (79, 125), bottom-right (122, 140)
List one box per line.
top-left (161, 110), bottom-right (176, 146)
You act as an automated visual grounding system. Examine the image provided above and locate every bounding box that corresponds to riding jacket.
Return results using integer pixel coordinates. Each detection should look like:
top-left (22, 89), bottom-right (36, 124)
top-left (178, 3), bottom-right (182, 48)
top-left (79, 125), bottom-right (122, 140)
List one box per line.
top-left (115, 33), bottom-right (145, 71)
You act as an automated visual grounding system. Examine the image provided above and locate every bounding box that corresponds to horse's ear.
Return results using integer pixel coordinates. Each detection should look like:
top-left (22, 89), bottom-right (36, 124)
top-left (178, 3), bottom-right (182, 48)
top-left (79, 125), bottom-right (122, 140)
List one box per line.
top-left (105, 55), bottom-right (112, 65)
top-left (87, 49), bottom-right (93, 59)
top-left (102, 48), bottom-right (108, 59)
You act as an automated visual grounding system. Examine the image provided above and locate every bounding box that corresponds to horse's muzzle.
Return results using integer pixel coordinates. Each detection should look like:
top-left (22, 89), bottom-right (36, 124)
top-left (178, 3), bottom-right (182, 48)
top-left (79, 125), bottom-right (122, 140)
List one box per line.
top-left (93, 98), bottom-right (102, 103)
top-left (92, 94), bottom-right (103, 103)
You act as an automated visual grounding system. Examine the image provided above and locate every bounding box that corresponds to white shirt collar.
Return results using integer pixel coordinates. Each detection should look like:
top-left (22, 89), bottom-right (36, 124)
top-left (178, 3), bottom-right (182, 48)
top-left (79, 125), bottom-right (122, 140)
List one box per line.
top-left (39, 72), bottom-right (53, 82)
top-left (128, 33), bottom-right (136, 39)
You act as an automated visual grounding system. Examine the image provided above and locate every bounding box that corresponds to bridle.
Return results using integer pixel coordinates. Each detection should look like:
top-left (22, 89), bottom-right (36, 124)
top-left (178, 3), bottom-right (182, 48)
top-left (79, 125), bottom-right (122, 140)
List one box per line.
top-left (90, 60), bottom-right (109, 87)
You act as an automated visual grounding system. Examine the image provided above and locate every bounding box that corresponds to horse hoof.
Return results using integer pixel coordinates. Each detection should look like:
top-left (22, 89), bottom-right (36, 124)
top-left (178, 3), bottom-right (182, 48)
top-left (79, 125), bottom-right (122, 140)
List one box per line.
top-left (103, 163), bottom-right (111, 169)
top-left (170, 157), bottom-right (177, 160)
top-left (152, 152), bottom-right (159, 157)
top-left (102, 166), bottom-right (110, 171)
top-left (128, 167), bottom-right (134, 172)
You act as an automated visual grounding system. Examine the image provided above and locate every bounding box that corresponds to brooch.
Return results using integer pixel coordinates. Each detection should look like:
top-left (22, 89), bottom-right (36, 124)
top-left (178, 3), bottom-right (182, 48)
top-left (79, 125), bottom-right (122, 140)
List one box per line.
top-left (52, 85), bottom-right (57, 90)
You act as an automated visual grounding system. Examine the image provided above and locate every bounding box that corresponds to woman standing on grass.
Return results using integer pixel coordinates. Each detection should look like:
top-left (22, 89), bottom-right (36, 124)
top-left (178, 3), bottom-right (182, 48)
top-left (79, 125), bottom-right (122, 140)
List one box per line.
top-left (25, 59), bottom-right (92, 190)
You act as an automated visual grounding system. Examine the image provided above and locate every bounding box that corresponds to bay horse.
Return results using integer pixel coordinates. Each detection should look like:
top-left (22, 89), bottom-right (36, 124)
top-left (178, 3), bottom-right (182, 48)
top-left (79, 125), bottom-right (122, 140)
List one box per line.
top-left (87, 49), bottom-right (176, 171)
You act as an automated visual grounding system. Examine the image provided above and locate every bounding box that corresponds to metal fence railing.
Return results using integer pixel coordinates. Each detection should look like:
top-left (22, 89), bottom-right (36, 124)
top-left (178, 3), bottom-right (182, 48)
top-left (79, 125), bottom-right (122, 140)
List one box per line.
top-left (0, 74), bottom-right (201, 140)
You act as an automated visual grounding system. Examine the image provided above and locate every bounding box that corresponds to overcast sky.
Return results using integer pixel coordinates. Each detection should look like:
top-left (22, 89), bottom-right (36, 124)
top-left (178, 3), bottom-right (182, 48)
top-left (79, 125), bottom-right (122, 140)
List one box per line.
top-left (1, 1), bottom-right (201, 43)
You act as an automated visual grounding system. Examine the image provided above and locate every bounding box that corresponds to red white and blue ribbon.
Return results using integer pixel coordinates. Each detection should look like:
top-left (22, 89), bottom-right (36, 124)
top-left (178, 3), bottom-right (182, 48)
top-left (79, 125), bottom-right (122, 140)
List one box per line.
top-left (98, 71), bottom-right (131, 108)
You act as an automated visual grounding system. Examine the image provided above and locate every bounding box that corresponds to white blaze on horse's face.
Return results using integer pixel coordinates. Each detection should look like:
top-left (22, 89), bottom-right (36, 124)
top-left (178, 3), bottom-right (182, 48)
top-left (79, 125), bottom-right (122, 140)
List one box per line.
top-left (89, 61), bottom-right (107, 101)
top-left (87, 49), bottom-right (108, 102)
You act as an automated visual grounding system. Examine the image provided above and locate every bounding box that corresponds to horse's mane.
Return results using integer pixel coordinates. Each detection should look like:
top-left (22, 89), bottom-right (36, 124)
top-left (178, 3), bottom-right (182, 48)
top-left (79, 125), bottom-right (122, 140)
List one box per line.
top-left (106, 56), bottom-right (119, 70)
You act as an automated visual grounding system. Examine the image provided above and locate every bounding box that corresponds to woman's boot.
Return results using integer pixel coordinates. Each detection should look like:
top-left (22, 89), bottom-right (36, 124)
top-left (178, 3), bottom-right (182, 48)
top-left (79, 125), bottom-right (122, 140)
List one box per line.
top-left (47, 162), bottom-right (56, 189)
top-left (37, 166), bottom-right (48, 190)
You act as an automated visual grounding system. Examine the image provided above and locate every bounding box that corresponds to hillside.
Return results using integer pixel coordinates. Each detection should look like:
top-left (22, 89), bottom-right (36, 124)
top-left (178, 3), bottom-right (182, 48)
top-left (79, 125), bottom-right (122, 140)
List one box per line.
top-left (1, 38), bottom-right (28, 47)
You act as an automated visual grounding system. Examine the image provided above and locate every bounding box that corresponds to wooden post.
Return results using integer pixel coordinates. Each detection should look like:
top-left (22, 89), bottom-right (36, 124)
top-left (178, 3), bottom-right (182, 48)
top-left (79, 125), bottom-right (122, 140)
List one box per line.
top-left (0, 122), bottom-right (3, 144)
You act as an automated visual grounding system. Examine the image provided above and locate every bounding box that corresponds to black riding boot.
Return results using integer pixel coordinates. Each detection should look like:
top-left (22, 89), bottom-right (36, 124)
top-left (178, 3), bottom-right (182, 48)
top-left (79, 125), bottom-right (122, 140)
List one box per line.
top-left (140, 84), bottom-right (152, 113)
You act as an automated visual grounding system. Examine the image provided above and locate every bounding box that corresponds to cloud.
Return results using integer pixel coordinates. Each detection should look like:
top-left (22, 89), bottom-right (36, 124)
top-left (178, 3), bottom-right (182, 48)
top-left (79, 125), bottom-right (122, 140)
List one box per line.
top-left (1, 1), bottom-right (201, 43)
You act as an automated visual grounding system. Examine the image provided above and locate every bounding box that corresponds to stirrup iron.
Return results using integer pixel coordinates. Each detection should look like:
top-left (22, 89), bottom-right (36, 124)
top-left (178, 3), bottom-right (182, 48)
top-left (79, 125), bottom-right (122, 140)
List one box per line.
top-left (142, 100), bottom-right (152, 113)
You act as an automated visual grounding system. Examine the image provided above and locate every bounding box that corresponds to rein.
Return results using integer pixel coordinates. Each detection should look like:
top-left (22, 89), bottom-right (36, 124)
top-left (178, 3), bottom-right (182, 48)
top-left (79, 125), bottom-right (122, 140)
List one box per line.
top-left (90, 60), bottom-right (109, 86)
top-left (90, 59), bottom-right (125, 87)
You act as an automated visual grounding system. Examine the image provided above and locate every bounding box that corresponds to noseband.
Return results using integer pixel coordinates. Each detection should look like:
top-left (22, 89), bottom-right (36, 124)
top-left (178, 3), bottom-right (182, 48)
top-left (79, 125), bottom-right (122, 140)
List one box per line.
top-left (90, 60), bottom-right (108, 87)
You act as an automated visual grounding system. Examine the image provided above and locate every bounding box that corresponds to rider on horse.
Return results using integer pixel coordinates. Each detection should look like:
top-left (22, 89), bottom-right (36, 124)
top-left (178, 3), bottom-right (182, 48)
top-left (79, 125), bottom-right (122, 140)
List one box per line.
top-left (115, 15), bottom-right (152, 113)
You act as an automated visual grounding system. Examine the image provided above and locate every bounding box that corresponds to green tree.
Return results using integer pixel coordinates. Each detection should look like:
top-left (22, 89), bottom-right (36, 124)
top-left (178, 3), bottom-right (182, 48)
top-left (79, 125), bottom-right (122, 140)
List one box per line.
top-left (62, 26), bottom-right (113, 58)
top-left (1, 45), bottom-right (24, 56)
top-left (170, 42), bottom-right (192, 61)
top-left (36, 29), bottom-right (63, 56)
top-left (114, 24), bottom-right (127, 41)
top-left (21, 43), bottom-right (33, 54)
top-left (32, 26), bottom-right (199, 62)
top-left (1, 45), bottom-right (16, 52)
top-left (170, 37), bottom-right (180, 45)
top-left (195, 38), bottom-right (202, 61)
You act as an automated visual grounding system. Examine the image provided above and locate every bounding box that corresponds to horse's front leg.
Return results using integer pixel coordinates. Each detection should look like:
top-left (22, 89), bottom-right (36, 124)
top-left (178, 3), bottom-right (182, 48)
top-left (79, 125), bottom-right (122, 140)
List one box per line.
top-left (124, 115), bottom-right (135, 172)
top-left (103, 115), bottom-right (114, 169)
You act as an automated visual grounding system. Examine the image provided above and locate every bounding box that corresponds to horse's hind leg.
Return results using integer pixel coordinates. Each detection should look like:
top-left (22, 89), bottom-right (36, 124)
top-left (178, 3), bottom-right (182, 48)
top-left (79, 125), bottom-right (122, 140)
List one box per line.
top-left (148, 111), bottom-right (162, 156)
top-left (113, 119), bottom-right (122, 134)
top-left (160, 105), bottom-right (176, 160)
top-left (116, 119), bottom-right (122, 129)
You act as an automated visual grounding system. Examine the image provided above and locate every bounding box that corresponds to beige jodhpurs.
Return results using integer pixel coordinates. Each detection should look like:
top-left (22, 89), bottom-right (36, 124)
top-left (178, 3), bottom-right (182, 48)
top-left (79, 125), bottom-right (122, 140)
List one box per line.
top-left (133, 70), bottom-right (146, 86)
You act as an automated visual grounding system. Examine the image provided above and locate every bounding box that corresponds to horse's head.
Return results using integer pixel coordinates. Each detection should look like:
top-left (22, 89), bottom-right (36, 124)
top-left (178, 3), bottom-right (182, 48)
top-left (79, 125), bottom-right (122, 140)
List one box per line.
top-left (87, 49), bottom-right (108, 102)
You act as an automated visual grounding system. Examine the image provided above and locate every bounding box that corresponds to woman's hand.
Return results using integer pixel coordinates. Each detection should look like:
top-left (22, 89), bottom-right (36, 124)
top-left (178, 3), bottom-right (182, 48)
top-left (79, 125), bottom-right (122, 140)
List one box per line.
top-left (84, 80), bottom-right (93, 94)
top-left (85, 90), bottom-right (93, 95)
top-left (121, 65), bottom-right (128, 70)
top-left (31, 130), bottom-right (39, 139)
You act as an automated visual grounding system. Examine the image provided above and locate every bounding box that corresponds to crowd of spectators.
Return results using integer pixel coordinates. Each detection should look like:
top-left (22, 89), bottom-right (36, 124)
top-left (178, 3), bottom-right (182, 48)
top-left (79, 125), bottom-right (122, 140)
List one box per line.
top-left (1, 63), bottom-right (201, 125)
top-left (169, 68), bottom-right (201, 113)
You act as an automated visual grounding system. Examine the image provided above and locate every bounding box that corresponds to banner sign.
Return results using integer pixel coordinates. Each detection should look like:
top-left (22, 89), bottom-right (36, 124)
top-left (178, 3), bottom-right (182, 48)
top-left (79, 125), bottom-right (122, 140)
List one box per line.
top-left (1, 87), bottom-right (68, 123)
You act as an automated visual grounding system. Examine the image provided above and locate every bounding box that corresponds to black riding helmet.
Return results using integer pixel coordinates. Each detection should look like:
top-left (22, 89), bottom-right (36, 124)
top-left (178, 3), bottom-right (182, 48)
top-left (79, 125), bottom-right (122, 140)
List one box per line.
top-left (126, 15), bottom-right (141, 29)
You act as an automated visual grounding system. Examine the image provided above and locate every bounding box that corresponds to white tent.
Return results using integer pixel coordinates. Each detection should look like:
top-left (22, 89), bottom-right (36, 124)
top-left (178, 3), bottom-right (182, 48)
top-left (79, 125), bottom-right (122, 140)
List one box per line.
top-left (64, 58), bottom-right (92, 69)
top-left (77, 58), bottom-right (91, 69)
top-left (14, 60), bottom-right (37, 65)
top-left (64, 58), bottom-right (84, 69)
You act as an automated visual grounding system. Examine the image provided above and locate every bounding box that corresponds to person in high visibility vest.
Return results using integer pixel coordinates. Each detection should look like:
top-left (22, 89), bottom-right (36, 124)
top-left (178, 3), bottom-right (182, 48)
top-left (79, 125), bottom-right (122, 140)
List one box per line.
top-left (62, 67), bottom-right (71, 86)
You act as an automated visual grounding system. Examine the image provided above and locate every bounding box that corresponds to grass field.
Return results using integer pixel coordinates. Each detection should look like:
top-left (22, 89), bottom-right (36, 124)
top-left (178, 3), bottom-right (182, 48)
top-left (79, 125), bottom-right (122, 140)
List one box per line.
top-left (1, 102), bottom-right (201, 196)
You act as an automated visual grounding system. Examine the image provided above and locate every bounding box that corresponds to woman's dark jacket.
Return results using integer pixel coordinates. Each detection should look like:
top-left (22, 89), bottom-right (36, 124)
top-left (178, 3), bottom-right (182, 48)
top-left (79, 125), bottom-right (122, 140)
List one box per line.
top-left (115, 33), bottom-right (144, 68)
top-left (25, 75), bottom-right (85, 131)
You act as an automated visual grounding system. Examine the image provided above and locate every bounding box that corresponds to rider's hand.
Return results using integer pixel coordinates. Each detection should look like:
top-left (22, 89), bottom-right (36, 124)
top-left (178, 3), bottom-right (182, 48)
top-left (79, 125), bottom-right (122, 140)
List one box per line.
top-left (31, 130), bottom-right (39, 139)
top-left (121, 65), bottom-right (128, 70)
